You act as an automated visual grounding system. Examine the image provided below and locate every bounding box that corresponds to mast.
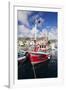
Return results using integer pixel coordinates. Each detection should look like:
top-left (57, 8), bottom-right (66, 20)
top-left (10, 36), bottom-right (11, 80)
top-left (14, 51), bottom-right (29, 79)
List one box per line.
top-left (34, 20), bottom-right (37, 41)
top-left (35, 24), bottom-right (37, 40)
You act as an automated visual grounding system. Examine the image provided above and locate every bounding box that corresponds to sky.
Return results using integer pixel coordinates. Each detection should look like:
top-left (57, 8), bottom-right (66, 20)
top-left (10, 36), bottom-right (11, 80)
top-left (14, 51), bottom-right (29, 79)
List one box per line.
top-left (17, 10), bottom-right (58, 40)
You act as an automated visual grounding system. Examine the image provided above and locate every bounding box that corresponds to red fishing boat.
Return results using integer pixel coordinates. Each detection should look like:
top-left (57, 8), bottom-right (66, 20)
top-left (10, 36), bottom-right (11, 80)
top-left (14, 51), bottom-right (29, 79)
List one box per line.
top-left (18, 19), bottom-right (51, 65)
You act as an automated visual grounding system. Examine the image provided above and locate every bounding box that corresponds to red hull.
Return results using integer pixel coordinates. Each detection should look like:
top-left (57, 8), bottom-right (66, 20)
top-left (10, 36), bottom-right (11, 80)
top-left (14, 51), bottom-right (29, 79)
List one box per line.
top-left (28, 52), bottom-right (49, 64)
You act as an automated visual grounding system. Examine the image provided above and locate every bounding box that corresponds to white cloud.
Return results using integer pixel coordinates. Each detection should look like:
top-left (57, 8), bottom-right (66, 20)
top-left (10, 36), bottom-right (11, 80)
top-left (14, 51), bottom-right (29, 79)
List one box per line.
top-left (18, 24), bottom-right (40, 38)
top-left (18, 25), bottom-right (31, 37)
top-left (35, 27), bottom-right (57, 40)
top-left (17, 10), bottom-right (32, 27)
top-left (48, 27), bottom-right (57, 40)
top-left (18, 23), bottom-right (57, 40)
top-left (17, 11), bottom-right (57, 40)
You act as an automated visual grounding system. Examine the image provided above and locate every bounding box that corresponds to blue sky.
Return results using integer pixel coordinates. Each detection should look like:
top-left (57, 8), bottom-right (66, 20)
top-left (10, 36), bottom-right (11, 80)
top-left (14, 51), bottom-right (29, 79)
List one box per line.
top-left (28, 11), bottom-right (57, 29)
top-left (17, 10), bottom-right (57, 39)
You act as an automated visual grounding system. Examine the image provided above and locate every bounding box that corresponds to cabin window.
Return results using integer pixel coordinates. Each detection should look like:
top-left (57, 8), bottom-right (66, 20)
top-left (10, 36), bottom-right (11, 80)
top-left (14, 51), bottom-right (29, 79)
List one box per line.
top-left (40, 45), bottom-right (41, 48)
top-left (42, 45), bottom-right (43, 48)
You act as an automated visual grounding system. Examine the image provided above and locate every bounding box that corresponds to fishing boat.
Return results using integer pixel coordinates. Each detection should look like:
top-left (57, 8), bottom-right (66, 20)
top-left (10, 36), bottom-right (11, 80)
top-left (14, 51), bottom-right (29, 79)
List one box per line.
top-left (28, 19), bottom-right (51, 64)
top-left (18, 19), bottom-right (51, 65)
